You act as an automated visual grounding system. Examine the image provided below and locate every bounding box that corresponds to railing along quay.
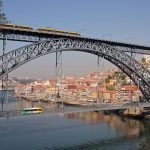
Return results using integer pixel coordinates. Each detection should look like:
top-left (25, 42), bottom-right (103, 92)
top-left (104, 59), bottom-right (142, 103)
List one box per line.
top-left (0, 110), bottom-right (22, 118)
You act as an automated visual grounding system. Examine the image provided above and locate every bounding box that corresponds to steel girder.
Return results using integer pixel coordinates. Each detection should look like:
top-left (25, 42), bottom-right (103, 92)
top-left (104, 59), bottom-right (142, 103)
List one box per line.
top-left (0, 32), bottom-right (52, 42)
top-left (0, 38), bottom-right (150, 99)
top-left (114, 46), bottom-right (150, 55)
top-left (0, 31), bottom-right (150, 54)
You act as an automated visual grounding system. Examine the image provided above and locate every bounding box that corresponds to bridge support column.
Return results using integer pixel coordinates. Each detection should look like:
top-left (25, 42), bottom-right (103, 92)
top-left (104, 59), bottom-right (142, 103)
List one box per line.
top-left (1, 34), bottom-right (8, 111)
top-left (130, 51), bottom-right (137, 101)
top-left (55, 51), bottom-right (63, 107)
top-left (96, 55), bottom-right (105, 103)
top-left (96, 55), bottom-right (100, 103)
top-left (130, 52), bottom-right (133, 101)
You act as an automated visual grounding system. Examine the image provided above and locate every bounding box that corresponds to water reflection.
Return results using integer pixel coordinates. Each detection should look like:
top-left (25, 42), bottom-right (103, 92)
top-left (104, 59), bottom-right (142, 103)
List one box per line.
top-left (0, 91), bottom-right (57, 111)
top-left (65, 112), bottom-right (145, 138)
top-left (37, 112), bottom-right (150, 150)
top-left (16, 99), bottom-right (57, 110)
top-left (137, 135), bottom-right (150, 150)
top-left (1, 91), bottom-right (150, 150)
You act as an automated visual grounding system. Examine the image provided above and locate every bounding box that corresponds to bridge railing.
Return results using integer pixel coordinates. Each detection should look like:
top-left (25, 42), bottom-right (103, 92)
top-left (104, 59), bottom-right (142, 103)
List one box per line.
top-left (1, 102), bottom-right (150, 119)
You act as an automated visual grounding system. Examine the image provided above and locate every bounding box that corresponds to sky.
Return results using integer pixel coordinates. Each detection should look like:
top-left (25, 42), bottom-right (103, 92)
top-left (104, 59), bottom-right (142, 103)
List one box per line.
top-left (1, 0), bottom-right (150, 79)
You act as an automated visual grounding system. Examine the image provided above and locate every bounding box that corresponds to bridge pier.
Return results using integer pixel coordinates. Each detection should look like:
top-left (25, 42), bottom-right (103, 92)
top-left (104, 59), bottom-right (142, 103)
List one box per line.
top-left (96, 55), bottom-right (100, 103)
top-left (55, 51), bottom-right (63, 107)
top-left (123, 107), bottom-right (144, 118)
top-left (1, 33), bottom-right (8, 111)
top-left (96, 55), bottom-right (104, 103)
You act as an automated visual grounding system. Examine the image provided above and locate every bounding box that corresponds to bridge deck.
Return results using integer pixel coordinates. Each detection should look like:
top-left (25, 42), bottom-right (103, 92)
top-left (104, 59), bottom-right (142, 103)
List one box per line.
top-left (0, 102), bottom-right (150, 119)
top-left (0, 27), bottom-right (150, 53)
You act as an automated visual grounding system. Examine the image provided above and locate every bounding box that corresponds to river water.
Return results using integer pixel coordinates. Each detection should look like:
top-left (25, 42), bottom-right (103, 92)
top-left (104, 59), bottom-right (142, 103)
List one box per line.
top-left (0, 91), bottom-right (150, 150)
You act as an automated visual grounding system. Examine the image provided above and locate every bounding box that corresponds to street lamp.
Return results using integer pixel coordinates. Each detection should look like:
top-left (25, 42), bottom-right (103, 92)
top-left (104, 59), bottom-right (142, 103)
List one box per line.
top-left (138, 79), bottom-right (141, 101)
top-left (138, 79), bottom-right (141, 91)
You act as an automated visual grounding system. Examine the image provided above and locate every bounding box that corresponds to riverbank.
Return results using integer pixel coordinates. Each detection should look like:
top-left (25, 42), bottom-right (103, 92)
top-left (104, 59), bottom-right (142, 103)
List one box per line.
top-left (117, 107), bottom-right (150, 119)
top-left (60, 100), bottom-right (150, 119)
top-left (14, 93), bottom-right (150, 120)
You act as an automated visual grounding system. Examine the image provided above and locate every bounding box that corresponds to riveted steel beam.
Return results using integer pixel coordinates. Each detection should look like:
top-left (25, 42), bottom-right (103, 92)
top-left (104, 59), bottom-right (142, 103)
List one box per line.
top-left (0, 28), bottom-right (150, 54)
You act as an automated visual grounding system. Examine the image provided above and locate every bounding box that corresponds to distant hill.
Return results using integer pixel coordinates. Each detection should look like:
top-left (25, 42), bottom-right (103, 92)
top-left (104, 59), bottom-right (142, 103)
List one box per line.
top-left (11, 77), bottom-right (37, 84)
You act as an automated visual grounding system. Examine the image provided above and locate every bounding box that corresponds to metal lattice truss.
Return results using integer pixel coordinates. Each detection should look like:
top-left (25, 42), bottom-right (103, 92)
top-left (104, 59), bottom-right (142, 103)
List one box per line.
top-left (114, 46), bottom-right (150, 55)
top-left (1, 31), bottom-right (150, 54)
top-left (0, 32), bottom-right (52, 42)
top-left (0, 38), bottom-right (150, 99)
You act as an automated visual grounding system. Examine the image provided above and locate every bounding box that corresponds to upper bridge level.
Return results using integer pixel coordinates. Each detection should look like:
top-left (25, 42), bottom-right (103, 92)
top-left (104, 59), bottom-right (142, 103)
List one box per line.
top-left (0, 24), bottom-right (150, 54)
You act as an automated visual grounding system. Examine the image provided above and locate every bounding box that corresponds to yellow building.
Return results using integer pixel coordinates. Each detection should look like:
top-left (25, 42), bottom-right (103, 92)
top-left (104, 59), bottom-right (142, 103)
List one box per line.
top-left (110, 79), bottom-right (116, 86)
top-left (49, 87), bottom-right (57, 95)
top-left (92, 92), bottom-right (98, 98)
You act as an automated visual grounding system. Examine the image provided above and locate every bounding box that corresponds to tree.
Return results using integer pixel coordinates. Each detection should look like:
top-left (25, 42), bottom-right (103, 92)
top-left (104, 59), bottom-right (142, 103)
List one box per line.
top-left (0, 0), bottom-right (8, 23)
top-left (106, 85), bottom-right (115, 91)
top-left (121, 80), bottom-right (127, 86)
top-left (141, 57), bottom-right (146, 64)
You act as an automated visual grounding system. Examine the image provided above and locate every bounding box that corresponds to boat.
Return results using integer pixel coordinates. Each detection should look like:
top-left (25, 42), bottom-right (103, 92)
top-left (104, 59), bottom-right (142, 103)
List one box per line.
top-left (22, 107), bottom-right (43, 115)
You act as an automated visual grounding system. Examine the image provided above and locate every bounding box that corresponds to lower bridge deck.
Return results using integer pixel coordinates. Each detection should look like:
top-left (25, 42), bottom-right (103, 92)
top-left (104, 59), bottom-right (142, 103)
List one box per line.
top-left (0, 102), bottom-right (150, 119)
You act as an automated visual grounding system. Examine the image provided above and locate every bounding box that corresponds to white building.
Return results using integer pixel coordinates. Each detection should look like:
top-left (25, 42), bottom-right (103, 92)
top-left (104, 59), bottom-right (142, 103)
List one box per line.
top-left (144, 54), bottom-right (150, 64)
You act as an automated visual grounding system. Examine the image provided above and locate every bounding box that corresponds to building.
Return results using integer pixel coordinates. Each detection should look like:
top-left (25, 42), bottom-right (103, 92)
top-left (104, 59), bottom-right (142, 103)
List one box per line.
top-left (99, 89), bottom-right (116, 102)
top-left (116, 85), bottom-right (138, 101)
top-left (144, 54), bottom-right (150, 64)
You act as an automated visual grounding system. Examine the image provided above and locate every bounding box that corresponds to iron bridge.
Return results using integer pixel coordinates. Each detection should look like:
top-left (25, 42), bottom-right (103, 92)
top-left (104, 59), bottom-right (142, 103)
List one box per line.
top-left (0, 27), bottom-right (150, 54)
top-left (1, 27), bottom-right (150, 108)
top-left (0, 38), bottom-right (150, 99)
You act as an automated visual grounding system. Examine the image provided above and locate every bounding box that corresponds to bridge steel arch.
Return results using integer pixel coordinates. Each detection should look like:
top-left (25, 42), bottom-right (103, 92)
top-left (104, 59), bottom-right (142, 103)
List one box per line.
top-left (0, 38), bottom-right (150, 100)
